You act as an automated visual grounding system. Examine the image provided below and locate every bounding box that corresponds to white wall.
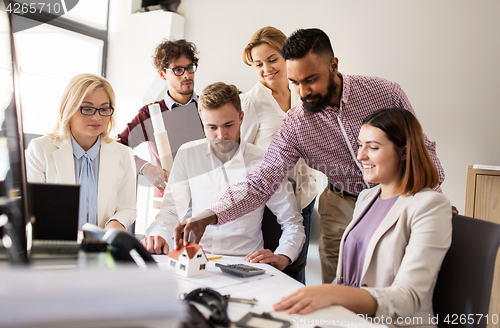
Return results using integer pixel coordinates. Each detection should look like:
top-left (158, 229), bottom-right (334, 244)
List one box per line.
top-left (108, 0), bottom-right (500, 213)
top-left (107, 0), bottom-right (185, 132)
top-left (106, 0), bottom-right (186, 233)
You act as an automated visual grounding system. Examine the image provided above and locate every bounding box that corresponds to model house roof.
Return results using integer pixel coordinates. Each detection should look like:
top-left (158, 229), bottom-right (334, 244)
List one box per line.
top-left (168, 242), bottom-right (207, 260)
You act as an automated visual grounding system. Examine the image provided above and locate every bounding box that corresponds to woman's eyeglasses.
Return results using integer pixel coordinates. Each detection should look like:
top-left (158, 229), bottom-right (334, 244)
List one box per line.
top-left (80, 106), bottom-right (114, 116)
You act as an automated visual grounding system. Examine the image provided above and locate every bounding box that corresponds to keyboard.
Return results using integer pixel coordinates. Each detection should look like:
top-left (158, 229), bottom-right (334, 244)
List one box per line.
top-left (215, 263), bottom-right (265, 277)
top-left (31, 240), bottom-right (80, 256)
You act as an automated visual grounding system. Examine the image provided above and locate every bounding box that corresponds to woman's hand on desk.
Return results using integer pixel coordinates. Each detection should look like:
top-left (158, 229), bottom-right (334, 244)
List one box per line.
top-left (273, 284), bottom-right (377, 316)
top-left (244, 249), bottom-right (290, 271)
top-left (273, 285), bottom-right (337, 314)
top-left (140, 235), bottom-right (169, 255)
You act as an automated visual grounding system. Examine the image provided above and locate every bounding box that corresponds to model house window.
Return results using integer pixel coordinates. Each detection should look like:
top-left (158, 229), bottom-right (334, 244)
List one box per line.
top-left (180, 264), bottom-right (186, 271)
top-left (199, 264), bottom-right (205, 270)
top-left (197, 254), bottom-right (202, 258)
top-left (170, 261), bottom-right (176, 268)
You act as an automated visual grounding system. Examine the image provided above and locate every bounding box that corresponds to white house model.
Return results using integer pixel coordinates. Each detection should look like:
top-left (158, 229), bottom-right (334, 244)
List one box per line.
top-left (167, 242), bottom-right (208, 277)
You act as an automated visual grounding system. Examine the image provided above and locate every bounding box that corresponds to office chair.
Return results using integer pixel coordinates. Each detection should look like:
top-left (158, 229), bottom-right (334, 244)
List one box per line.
top-left (261, 206), bottom-right (306, 281)
top-left (433, 214), bottom-right (500, 328)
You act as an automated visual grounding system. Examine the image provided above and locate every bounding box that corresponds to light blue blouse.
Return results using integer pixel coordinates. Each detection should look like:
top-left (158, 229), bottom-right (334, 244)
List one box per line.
top-left (71, 134), bottom-right (100, 229)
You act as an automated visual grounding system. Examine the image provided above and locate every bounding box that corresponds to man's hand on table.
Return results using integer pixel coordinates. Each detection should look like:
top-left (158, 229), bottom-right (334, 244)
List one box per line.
top-left (244, 249), bottom-right (291, 271)
top-left (140, 235), bottom-right (169, 255)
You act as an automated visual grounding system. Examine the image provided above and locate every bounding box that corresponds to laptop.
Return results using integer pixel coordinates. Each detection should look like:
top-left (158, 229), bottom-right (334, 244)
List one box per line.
top-left (28, 183), bottom-right (81, 256)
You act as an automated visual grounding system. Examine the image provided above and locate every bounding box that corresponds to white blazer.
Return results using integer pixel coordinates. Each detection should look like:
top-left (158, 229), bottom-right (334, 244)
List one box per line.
top-left (337, 185), bottom-right (452, 327)
top-left (25, 135), bottom-right (137, 229)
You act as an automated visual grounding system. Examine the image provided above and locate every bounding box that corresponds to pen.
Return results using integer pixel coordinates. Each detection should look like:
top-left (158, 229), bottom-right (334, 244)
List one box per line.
top-left (207, 256), bottom-right (221, 260)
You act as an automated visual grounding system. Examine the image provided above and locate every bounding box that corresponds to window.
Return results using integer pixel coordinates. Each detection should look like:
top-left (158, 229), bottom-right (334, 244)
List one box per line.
top-left (10, 1), bottom-right (109, 135)
top-left (14, 16), bottom-right (104, 134)
top-left (170, 260), bottom-right (176, 268)
top-left (180, 264), bottom-right (186, 271)
top-left (197, 254), bottom-right (202, 258)
top-left (199, 264), bottom-right (205, 270)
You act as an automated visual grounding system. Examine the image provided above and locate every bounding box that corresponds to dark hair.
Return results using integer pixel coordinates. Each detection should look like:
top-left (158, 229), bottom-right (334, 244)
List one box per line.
top-left (199, 82), bottom-right (241, 115)
top-left (362, 108), bottom-right (439, 195)
top-left (152, 39), bottom-right (199, 71)
top-left (281, 28), bottom-right (334, 61)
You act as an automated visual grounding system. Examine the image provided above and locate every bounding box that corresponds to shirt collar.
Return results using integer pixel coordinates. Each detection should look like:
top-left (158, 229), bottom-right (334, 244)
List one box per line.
top-left (338, 72), bottom-right (349, 108)
top-left (164, 90), bottom-right (198, 111)
top-left (204, 138), bottom-right (247, 164)
top-left (71, 134), bottom-right (101, 160)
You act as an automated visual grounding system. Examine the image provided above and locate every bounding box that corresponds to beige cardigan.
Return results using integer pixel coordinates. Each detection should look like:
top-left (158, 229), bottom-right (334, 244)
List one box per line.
top-left (337, 185), bottom-right (452, 327)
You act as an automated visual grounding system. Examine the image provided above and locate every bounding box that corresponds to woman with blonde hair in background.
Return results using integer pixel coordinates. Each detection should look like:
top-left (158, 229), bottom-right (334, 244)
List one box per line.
top-left (240, 26), bottom-right (318, 284)
top-left (274, 108), bottom-right (452, 328)
top-left (26, 73), bottom-right (136, 233)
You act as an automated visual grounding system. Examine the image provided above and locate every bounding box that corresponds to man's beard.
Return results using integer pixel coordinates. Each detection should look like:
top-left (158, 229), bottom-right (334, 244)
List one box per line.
top-left (177, 79), bottom-right (194, 95)
top-left (210, 139), bottom-right (238, 154)
top-left (301, 73), bottom-right (339, 114)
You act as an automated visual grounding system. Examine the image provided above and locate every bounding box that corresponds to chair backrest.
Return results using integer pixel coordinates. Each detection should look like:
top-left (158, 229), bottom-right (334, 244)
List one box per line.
top-left (433, 214), bottom-right (500, 328)
top-left (261, 206), bottom-right (281, 252)
top-left (23, 133), bottom-right (42, 149)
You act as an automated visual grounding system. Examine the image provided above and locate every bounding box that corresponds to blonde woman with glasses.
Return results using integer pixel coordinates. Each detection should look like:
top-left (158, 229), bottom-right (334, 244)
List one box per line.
top-left (26, 73), bottom-right (136, 233)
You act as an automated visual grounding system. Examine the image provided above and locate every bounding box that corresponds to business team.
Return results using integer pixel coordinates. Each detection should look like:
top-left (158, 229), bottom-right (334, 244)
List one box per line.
top-left (26, 27), bottom-right (452, 327)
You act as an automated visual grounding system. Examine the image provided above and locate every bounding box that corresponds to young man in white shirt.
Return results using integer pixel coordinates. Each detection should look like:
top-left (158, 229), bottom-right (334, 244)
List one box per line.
top-left (140, 82), bottom-right (305, 271)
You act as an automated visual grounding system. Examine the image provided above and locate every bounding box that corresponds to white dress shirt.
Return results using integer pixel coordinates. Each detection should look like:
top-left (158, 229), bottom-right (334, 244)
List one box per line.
top-left (146, 138), bottom-right (305, 261)
top-left (240, 82), bottom-right (318, 209)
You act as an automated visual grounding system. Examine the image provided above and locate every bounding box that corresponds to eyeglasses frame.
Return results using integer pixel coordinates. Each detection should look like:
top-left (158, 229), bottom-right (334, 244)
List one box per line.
top-left (164, 63), bottom-right (198, 76)
top-left (79, 106), bottom-right (115, 117)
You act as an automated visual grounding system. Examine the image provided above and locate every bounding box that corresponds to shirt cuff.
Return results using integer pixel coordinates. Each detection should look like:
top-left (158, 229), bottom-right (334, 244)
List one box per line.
top-left (139, 162), bottom-right (150, 175)
top-left (362, 287), bottom-right (395, 318)
top-left (105, 218), bottom-right (127, 230)
top-left (274, 244), bottom-right (300, 263)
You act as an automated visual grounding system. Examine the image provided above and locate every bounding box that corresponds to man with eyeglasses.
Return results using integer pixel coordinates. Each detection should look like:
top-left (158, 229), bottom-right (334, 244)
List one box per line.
top-left (117, 39), bottom-right (205, 192)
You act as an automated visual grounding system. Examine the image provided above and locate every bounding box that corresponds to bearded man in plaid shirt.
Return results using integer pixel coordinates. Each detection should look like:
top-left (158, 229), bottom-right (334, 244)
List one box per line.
top-left (175, 28), bottom-right (446, 284)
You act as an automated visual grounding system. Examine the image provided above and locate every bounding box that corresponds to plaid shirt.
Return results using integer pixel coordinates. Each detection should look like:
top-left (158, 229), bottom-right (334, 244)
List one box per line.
top-left (210, 74), bottom-right (445, 224)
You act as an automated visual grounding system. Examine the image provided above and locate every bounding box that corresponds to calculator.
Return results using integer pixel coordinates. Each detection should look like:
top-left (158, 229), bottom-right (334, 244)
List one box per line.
top-left (215, 263), bottom-right (266, 277)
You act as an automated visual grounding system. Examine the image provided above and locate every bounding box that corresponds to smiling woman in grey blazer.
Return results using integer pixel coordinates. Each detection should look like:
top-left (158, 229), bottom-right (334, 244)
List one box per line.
top-left (26, 73), bottom-right (136, 232)
top-left (274, 108), bottom-right (452, 327)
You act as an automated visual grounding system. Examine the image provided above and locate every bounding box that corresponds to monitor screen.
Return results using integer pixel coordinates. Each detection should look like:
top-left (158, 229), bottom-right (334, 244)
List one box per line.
top-left (0, 2), bottom-right (29, 263)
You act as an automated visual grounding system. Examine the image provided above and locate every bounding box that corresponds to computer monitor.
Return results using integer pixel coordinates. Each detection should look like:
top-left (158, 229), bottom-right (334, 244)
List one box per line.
top-left (0, 2), bottom-right (30, 263)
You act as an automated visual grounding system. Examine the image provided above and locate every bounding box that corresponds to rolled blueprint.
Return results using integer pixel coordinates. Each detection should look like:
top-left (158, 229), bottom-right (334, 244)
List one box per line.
top-left (149, 103), bottom-right (174, 172)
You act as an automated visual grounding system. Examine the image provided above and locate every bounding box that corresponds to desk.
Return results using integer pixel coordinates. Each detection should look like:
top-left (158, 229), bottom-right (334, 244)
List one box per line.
top-left (0, 253), bottom-right (383, 328)
top-left (154, 254), bottom-right (383, 328)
